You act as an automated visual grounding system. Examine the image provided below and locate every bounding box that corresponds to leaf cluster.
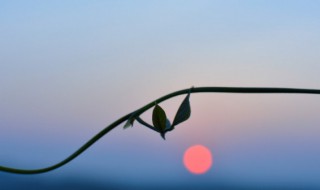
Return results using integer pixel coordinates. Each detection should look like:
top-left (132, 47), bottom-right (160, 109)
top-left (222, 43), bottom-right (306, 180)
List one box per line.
top-left (124, 91), bottom-right (191, 139)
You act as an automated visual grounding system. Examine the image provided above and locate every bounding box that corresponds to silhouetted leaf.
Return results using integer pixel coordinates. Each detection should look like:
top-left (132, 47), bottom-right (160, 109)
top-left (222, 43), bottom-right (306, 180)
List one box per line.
top-left (165, 119), bottom-right (171, 130)
top-left (123, 116), bottom-right (135, 129)
top-left (160, 133), bottom-right (166, 140)
top-left (152, 104), bottom-right (167, 137)
top-left (160, 119), bottom-right (172, 139)
top-left (172, 93), bottom-right (191, 128)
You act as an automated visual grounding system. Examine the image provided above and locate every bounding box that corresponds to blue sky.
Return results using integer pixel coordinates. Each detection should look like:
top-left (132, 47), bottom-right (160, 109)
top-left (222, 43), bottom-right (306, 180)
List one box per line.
top-left (1, 1), bottom-right (320, 189)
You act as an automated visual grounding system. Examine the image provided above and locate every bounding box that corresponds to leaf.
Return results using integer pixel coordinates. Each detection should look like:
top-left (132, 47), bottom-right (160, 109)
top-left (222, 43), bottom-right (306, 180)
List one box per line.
top-left (160, 119), bottom-right (172, 140)
top-left (160, 133), bottom-right (166, 140)
top-left (123, 116), bottom-right (135, 129)
top-left (172, 92), bottom-right (191, 128)
top-left (152, 104), bottom-right (167, 136)
top-left (165, 119), bottom-right (171, 130)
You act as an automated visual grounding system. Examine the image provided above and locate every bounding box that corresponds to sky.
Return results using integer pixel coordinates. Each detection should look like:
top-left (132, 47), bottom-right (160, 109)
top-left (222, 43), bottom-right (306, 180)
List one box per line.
top-left (1, 0), bottom-right (320, 189)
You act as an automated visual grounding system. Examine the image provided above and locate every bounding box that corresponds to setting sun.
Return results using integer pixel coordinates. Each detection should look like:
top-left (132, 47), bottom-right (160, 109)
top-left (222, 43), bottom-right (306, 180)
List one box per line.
top-left (183, 145), bottom-right (213, 175)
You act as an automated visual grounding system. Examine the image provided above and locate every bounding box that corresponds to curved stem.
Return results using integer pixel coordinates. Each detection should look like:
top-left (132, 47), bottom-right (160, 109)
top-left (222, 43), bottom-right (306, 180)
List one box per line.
top-left (1, 86), bottom-right (320, 174)
top-left (136, 117), bottom-right (158, 132)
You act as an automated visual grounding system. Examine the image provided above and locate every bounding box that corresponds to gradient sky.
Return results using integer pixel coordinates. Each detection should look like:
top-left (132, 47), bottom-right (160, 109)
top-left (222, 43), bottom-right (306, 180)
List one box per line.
top-left (1, 1), bottom-right (320, 189)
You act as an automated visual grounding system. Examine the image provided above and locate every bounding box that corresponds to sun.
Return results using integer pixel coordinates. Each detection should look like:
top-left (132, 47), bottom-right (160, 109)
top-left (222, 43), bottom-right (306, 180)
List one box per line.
top-left (183, 145), bottom-right (213, 174)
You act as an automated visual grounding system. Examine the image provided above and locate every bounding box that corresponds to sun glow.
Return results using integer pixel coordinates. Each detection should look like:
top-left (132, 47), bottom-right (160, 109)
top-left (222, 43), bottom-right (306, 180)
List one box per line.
top-left (183, 145), bottom-right (213, 174)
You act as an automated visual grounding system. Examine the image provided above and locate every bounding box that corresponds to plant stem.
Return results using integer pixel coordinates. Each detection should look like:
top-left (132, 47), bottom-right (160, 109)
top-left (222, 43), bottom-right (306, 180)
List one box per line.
top-left (1, 87), bottom-right (320, 174)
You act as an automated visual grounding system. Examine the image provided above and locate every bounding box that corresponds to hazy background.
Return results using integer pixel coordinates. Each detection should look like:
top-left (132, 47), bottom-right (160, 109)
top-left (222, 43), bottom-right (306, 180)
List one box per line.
top-left (1, 0), bottom-right (320, 189)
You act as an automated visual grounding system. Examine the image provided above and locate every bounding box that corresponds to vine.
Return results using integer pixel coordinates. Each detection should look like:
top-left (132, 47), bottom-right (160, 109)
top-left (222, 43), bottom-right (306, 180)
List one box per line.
top-left (1, 86), bottom-right (320, 174)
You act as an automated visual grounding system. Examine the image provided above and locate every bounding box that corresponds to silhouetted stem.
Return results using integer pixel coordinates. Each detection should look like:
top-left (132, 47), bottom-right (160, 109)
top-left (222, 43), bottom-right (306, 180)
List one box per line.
top-left (1, 87), bottom-right (320, 174)
top-left (136, 117), bottom-right (158, 132)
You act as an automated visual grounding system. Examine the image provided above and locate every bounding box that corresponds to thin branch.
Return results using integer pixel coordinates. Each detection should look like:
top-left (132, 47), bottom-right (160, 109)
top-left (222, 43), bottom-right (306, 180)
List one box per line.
top-left (136, 116), bottom-right (158, 132)
top-left (1, 86), bottom-right (320, 174)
